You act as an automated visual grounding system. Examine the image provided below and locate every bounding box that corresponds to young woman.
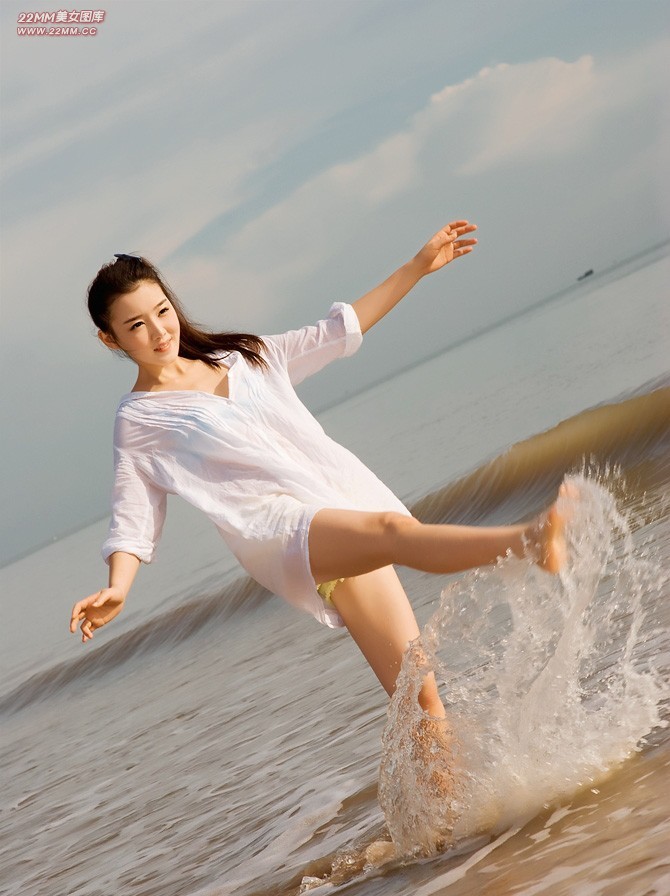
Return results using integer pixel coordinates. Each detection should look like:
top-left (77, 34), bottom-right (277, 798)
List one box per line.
top-left (70, 221), bottom-right (568, 720)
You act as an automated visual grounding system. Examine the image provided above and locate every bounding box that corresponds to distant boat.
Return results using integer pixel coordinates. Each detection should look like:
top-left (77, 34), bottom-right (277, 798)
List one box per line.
top-left (577, 269), bottom-right (594, 281)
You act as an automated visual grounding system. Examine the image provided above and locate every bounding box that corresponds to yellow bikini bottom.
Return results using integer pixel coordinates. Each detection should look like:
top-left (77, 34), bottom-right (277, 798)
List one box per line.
top-left (316, 578), bottom-right (345, 605)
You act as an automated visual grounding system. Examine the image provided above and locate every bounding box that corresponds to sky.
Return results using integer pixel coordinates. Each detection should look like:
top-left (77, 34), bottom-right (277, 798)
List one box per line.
top-left (1, 0), bottom-right (668, 564)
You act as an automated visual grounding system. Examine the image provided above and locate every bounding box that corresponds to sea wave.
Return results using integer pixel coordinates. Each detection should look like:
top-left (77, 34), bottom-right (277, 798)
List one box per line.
top-left (0, 575), bottom-right (270, 715)
top-left (413, 378), bottom-right (670, 527)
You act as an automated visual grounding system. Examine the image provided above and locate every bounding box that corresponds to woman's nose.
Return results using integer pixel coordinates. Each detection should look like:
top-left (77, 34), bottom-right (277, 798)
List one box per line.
top-left (150, 320), bottom-right (167, 340)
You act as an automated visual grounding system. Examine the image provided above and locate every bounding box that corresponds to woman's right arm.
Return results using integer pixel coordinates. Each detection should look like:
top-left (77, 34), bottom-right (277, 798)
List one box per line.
top-left (70, 551), bottom-right (141, 643)
top-left (72, 419), bottom-right (167, 643)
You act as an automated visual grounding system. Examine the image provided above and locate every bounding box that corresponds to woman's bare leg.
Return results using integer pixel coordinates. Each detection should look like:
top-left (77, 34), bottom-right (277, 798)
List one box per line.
top-left (329, 566), bottom-right (445, 718)
top-left (308, 492), bottom-right (568, 585)
top-left (331, 567), bottom-right (455, 801)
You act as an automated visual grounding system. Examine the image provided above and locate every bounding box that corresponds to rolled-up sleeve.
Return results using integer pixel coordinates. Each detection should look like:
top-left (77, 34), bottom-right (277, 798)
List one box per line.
top-left (264, 302), bottom-right (363, 386)
top-left (101, 449), bottom-right (167, 565)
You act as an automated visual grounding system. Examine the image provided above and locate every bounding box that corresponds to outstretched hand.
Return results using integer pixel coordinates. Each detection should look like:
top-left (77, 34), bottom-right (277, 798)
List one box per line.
top-left (413, 221), bottom-right (478, 276)
top-left (70, 587), bottom-right (126, 643)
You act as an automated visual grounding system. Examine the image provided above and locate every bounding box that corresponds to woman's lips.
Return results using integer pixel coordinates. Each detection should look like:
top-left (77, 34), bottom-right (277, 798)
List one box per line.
top-left (155, 339), bottom-right (172, 352)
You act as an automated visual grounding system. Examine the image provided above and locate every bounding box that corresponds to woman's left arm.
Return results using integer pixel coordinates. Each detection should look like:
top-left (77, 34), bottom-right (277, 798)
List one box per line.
top-left (351, 221), bottom-right (477, 335)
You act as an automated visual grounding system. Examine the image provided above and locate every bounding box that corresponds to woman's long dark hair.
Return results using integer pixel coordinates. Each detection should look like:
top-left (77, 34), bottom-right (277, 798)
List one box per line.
top-left (87, 254), bottom-right (268, 371)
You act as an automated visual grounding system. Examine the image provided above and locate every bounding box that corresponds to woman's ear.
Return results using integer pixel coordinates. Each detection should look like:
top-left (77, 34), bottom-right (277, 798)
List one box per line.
top-left (98, 329), bottom-right (119, 350)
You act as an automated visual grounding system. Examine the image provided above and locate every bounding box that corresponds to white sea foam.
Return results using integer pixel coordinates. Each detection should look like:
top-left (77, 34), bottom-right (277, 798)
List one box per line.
top-left (379, 474), bottom-right (669, 856)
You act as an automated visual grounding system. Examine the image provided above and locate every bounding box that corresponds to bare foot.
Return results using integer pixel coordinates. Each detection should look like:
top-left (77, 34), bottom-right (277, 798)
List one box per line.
top-left (364, 839), bottom-right (396, 867)
top-left (528, 481), bottom-right (577, 573)
top-left (410, 716), bottom-right (457, 798)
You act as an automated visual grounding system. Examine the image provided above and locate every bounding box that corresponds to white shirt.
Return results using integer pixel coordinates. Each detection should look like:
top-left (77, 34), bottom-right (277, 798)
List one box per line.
top-left (102, 302), bottom-right (412, 627)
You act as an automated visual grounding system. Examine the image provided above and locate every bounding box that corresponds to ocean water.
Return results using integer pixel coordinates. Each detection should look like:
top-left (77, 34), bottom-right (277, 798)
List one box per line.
top-left (1, 247), bottom-right (669, 895)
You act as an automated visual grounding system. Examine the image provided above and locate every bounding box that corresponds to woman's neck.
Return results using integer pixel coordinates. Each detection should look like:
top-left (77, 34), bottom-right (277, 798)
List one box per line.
top-left (132, 356), bottom-right (201, 392)
top-left (132, 357), bottom-right (229, 396)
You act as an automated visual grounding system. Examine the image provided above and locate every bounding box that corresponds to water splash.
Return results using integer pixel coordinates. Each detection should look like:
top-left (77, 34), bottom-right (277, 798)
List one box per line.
top-left (379, 474), bottom-right (669, 857)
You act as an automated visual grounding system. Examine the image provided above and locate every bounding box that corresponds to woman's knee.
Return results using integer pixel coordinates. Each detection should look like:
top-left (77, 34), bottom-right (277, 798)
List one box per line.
top-left (378, 511), bottom-right (421, 541)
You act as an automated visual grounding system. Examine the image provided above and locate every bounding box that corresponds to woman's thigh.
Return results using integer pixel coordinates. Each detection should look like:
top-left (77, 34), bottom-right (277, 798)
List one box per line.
top-left (329, 565), bottom-right (421, 698)
top-left (308, 506), bottom-right (417, 584)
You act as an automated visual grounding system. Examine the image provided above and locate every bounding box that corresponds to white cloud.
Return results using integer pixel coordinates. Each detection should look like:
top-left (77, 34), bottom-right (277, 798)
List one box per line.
top-left (451, 56), bottom-right (598, 175)
top-left (1, 111), bottom-right (301, 320)
top-left (166, 38), bottom-right (669, 329)
top-left (5, 36), bottom-right (666, 339)
top-left (455, 41), bottom-right (667, 176)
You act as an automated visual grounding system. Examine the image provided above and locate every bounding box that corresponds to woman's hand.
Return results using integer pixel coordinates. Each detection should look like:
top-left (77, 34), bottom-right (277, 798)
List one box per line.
top-left (70, 587), bottom-right (126, 643)
top-left (351, 219), bottom-right (478, 334)
top-left (413, 221), bottom-right (478, 276)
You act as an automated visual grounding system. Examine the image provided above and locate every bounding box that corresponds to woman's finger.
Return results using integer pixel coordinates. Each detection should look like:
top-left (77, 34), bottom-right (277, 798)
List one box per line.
top-left (70, 592), bottom-right (103, 631)
top-left (453, 224), bottom-right (477, 237)
top-left (70, 605), bottom-right (86, 632)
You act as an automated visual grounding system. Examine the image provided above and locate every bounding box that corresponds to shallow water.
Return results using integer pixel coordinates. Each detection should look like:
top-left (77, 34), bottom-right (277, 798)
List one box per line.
top-left (380, 475), bottom-right (668, 855)
top-left (1, 249), bottom-right (669, 895)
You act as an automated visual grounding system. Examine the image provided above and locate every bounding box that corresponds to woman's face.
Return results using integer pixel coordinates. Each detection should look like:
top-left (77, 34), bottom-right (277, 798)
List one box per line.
top-left (99, 280), bottom-right (180, 368)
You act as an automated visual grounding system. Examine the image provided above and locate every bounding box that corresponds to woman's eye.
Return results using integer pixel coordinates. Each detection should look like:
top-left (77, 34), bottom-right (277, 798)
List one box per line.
top-left (159, 306), bottom-right (169, 315)
top-left (131, 321), bottom-right (144, 330)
